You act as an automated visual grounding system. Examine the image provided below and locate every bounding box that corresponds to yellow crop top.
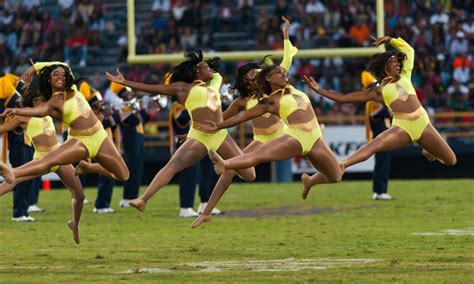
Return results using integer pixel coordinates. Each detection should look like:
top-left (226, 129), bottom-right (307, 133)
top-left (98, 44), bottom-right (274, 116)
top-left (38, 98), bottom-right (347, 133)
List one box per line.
top-left (277, 86), bottom-right (311, 122)
top-left (26, 116), bottom-right (55, 140)
top-left (60, 87), bottom-right (92, 128)
top-left (185, 73), bottom-right (222, 113)
top-left (246, 95), bottom-right (272, 118)
top-left (381, 37), bottom-right (416, 108)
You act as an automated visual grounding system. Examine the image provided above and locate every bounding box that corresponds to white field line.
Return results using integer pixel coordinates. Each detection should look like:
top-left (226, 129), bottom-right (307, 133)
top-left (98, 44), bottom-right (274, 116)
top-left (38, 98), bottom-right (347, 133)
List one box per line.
top-left (119, 258), bottom-right (381, 274)
top-left (412, 228), bottom-right (474, 236)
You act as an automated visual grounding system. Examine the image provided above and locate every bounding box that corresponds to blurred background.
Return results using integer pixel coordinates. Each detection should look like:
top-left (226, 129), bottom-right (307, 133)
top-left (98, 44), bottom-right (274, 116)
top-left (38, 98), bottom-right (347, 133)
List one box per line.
top-left (0, 0), bottom-right (473, 184)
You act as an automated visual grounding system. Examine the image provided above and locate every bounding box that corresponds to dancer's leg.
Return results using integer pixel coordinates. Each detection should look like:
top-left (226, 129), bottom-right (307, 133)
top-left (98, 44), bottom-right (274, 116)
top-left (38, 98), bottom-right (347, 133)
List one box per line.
top-left (416, 124), bottom-right (457, 165)
top-left (211, 135), bottom-right (301, 173)
top-left (0, 173), bottom-right (41, 196)
top-left (77, 138), bottom-right (129, 181)
top-left (56, 165), bottom-right (85, 244)
top-left (300, 139), bottom-right (342, 199)
top-left (342, 127), bottom-right (412, 169)
top-left (214, 135), bottom-right (257, 181)
top-left (192, 140), bottom-right (263, 228)
top-left (129, 139), bottom-right (208, 212)
top-left (4, 140), bottom-right (88, 183)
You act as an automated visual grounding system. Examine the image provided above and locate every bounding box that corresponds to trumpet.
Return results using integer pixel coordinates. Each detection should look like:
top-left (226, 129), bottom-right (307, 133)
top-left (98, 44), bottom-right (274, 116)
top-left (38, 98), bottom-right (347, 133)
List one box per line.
top-left (121, 94), bottom-right (169, 112)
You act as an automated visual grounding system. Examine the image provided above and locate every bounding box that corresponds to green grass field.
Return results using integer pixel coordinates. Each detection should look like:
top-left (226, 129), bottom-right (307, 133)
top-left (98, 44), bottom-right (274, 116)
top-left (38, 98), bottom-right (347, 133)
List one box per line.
top-left (0, 179), bottom-right (472, 283)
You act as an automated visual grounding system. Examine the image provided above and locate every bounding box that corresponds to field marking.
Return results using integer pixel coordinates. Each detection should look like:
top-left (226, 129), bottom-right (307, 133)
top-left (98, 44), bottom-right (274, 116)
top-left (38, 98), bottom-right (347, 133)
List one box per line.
top-left (224, 204), bottom-right (386, 218)
top-left (119, 258), bottom-right (381, 274)
top-left (412, 228), bottom-right (474, 236)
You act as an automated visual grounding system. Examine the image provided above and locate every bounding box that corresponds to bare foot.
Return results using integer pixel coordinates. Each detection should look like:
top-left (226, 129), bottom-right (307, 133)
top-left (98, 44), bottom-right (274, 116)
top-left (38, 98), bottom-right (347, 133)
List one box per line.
top-left (67, 220), bottom-right (80, 244)
top-left (301, 173), bottom-right (312, 200)
top-left (129, 198), bottom-right (146, 212)
top-left (208, 150), bottom-right (225, 175)
top-left (421, 149), bottom-right (436, 162)
top-left (191, 214), bottom-right (212, 228)
top-left (0, 161), bottom-right (15, 184)
top-left (74, 160), bottom-right (88, 176)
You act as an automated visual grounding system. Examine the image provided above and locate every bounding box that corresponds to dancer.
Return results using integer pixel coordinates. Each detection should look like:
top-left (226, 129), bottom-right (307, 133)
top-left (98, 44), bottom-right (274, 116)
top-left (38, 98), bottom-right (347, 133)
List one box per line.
top-left (106, 50), bottom-right (256, 212)
top-left (0, 76), bottom-right (84, 244)
top-left (0, 61), bottom-right (129, 188)
top-left (301, 36), bottom-right (456, 197)
top-left (199, 64), bottom-right (342, 208)
top-left (192, 16), bottom-right (297, 228)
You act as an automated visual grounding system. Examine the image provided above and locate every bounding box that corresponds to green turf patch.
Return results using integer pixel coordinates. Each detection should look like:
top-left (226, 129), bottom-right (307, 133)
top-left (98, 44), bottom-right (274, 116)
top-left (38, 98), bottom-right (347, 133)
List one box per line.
top-left (0, 179), bottom-right (472, 282)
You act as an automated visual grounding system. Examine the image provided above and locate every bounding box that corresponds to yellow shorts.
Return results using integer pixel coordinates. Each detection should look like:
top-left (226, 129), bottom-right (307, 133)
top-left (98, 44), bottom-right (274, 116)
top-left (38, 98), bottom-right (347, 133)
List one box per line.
top-left (392, 107), bottom-right (430, 142)
top-left (285, 126), bottom-right (322, 156)
top-left (187, 127), bottom-right (228, 152)
top-left (68, 127), bottom-right (108, 159)
top-left (253, 124), bottom-right (287, 144)
top-left (33, 150), bottom-right (59, 172)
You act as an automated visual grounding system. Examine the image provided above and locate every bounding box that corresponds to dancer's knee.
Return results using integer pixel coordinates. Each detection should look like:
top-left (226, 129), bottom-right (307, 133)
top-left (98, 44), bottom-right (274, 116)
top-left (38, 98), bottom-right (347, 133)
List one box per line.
top-left (116, 168), bottom-right (130, 181)
top-left (444, 154), bottom-right (457, 166)
top-left (74, 191), bottom-right (85, 203)
top-left (325, 167), bottom-right (343, 183)
top-left (239, 167), bottom-right (256, 181)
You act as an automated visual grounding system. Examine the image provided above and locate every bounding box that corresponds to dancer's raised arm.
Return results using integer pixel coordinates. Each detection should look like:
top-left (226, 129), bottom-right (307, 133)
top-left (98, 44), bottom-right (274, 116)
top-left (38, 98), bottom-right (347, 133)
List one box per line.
top-left (280, 16), bottom-right (298, 72)
top-left (303, 75), bottom-right (381, 103)
top-left (106, 68), bottom-right (188, 97)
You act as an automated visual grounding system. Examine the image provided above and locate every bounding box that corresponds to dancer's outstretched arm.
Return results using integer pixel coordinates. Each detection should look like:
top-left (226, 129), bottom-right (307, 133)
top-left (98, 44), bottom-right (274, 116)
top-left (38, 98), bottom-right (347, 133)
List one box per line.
top-left (303, 75), bottom-right (382, 103)
top-left (1, 102), bottom-right (50, 118)
top-left (222, 97), bottom-right (246, 120)
top-left (203, 103), bottom-right (273, 131)
top-left (106, 69), bottom-right (187, 96)
top-left (0, 116), bottom-right (24, 133)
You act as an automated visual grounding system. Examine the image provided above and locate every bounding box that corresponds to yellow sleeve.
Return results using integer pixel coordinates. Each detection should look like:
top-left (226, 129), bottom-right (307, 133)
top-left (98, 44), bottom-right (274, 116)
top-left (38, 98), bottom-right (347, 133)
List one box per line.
top-left (389, 37), bottom-right (414, 79)
top-left (280, 39), bottom-right (298, 72)
top-left (209, 72), bottom-right (222, 90)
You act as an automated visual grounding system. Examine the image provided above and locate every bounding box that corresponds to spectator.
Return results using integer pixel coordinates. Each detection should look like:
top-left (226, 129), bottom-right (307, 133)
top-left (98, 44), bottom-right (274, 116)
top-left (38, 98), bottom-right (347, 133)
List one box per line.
top-left (19, 16), bottom-right (41, 48)
top-left (274, 0), bottom-right (290, 18)
top-left (449, 31), bottom-right (469, 55)
top-left (152, 0), bottom-right (171, 12)
top-left (348, 17), bottom-right (370, 46)
top-left (64, 17), bottom-right (89, 67)
top-left (58, 0), bottom-right (74, 11)
top-left (452, 52), bottom-right (472, 84)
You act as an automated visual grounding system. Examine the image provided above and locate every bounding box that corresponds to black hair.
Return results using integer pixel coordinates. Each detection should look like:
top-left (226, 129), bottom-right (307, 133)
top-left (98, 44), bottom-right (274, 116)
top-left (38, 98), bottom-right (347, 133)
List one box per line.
top-left (255, 64), bottom-right (279, 99)
top-left (206, 56), bottom-right (221, 72)
top-left (22, 74), bottom-right (44, 107)
top-left (232, 62), bottom-right (260, 98)
top-left (169, 49), bottom-right (221, 83)
top-left (366, 50), bottom-right (407, 81)
top-left (38, 64), bottom-right (75, 100)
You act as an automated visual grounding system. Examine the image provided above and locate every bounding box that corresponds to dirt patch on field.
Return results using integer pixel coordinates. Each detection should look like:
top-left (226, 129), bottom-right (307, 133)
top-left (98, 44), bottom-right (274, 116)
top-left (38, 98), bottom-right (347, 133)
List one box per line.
top-left (222, 204), bottom-right (386, 218)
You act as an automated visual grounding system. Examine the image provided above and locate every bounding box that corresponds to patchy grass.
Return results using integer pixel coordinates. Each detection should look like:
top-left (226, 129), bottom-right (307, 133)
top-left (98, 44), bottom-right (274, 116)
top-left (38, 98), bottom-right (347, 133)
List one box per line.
top-left (0, 179), bottom-right (472, 282)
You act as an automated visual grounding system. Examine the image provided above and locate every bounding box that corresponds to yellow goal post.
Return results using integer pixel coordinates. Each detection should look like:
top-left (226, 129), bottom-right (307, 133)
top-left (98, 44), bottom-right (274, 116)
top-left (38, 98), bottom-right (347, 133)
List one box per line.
top-left (127, 0), bottom-right (385, 63)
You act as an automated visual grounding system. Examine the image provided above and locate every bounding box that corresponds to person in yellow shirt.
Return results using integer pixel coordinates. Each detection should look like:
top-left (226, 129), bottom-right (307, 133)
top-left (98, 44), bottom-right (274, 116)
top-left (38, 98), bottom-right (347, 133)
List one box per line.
top-left (0, 75), bottom-right (85, 243)
top-left (106, 50), bottom-right (256, 212)
top-left (302, 36), bottom-right (456, 194)
top-left (0, 62), bottom-right (129, 201)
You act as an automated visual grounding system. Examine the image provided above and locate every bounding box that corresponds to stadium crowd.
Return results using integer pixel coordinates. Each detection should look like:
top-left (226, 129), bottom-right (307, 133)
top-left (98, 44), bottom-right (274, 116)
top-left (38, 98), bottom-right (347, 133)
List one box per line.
top-left (1, 0), bottom-right (473, 120)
